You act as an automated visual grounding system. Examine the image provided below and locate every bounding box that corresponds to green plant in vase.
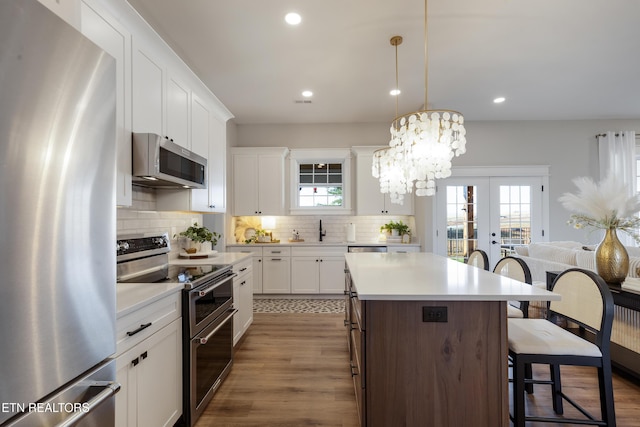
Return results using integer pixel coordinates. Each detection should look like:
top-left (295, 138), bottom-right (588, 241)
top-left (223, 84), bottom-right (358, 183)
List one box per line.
top-left (177, 222), bottom-right (221, 253)
top-left (380, 220), bottom-right (411, 238)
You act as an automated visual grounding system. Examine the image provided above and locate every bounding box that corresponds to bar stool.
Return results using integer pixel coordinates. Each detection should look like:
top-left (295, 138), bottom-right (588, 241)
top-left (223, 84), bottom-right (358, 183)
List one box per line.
top-left (508, 268), bottom-right (616, 426)
top-left (467, 249), bottom-right (489, 271)
top-left (493, 256), bottom-right (532, 318)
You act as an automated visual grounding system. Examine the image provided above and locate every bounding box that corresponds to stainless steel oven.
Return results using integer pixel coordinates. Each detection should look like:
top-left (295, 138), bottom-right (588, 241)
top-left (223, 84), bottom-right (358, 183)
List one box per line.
top-left (182, 267), bottom-right (236, 426)
top-left (116, 234), bottom-right (237, 427)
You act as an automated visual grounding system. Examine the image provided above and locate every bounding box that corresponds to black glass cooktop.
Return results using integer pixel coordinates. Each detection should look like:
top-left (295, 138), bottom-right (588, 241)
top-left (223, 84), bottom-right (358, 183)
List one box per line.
top-left (165, 264), bottom-right (229, 284)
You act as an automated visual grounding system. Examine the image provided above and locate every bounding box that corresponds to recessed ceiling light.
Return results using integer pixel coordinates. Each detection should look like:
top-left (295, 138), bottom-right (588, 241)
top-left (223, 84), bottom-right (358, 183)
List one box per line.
top-left (302, 90), bottom-right (313, 98)
top-left (285, 12), bottom-right (301, 25)
top-left (493, 97), bottom-right (506, 103)
top-left (390, 89), bottom-right (401, 96)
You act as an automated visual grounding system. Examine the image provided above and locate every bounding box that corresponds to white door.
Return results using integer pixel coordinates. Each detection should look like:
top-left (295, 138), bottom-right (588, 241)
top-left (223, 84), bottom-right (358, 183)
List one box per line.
top-left (436, 176), bottom-right (545, 267)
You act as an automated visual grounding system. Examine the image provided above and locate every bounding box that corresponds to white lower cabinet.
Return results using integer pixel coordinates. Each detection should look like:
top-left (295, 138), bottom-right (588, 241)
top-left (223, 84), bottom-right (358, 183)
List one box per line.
top-left (115, 292), bottom-right (182, 427)
top-left (229, 246), bottom-right (264, 294)
top-left (229, 245), bottom-right (348, 294)
top-left (262, 247), bottom-right (291, 293)
top-left (291, 246), bottom-right (347, 294)
top-left (319, 256), bottom-right (347, 293)
top-left (252, 256), bottom-right (263, 294)
top-left (291, 257), bottom-right (320, 293)
top-left (232, 257), bottom-right (253, 345)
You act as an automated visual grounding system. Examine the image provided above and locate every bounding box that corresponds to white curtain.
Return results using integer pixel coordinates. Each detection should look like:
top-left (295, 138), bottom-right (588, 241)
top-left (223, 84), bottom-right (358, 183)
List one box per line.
top-left (598, 130), bottom-right (637, 245)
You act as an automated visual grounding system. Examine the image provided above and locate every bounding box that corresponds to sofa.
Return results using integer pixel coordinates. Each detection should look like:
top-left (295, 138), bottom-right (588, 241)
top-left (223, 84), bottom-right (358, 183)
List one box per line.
top-left (513, 240), bottom-right (640, 286)
top-left (513, 241), bottom-right (640, 379)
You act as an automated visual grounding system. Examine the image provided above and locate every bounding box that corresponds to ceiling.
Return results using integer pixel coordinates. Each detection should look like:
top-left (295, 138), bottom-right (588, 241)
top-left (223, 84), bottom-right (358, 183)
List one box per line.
top-left (127, 0), bottom-right (640, 125)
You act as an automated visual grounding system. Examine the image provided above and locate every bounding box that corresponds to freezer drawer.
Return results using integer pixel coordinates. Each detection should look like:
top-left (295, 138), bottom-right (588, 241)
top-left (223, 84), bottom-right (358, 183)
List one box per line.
top-left (4, 359), bottom-right (120, 427)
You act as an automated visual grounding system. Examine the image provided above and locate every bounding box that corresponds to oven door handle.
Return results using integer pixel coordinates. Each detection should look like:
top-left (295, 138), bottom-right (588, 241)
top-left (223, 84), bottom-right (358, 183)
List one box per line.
top-left (197, 273), bottom-right (237, 297)
top-left (117, 264), bottom-right (167, 282)
top-left (199, 308), bottom-right (238, 345)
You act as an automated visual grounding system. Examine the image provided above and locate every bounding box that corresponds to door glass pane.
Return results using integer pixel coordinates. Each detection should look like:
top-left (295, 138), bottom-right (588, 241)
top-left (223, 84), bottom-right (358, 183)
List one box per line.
top-left (499, 185), bottom-right (531, 257)
top-left (445, 185), bottom-right (478, 262)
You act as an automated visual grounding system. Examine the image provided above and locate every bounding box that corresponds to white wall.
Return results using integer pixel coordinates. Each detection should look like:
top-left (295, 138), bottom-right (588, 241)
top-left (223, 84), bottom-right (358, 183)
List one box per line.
top-left (235, 119), bottom-right (640, 248)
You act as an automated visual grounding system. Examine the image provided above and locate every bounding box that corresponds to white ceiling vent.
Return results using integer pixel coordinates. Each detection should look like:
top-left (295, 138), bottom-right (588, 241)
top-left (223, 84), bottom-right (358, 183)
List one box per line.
top-left (294, 100), bottom-right (312, 104)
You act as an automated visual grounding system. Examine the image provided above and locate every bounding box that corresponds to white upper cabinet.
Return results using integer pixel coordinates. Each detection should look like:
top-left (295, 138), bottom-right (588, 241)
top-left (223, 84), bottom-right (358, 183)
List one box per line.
top-left (132, 43), bottom-right (164, 136)
top-left (80, 0), bottom-right (132, 206)
top-left (206, 115), bottom-right (227, 212)
top-left (232, 148), bottom-right (288, 216)
top-left (76, 0), bottom-right (233, 210)
top-left (352, 146), bottom-right (413, 215)
top-left (157, 93), bottom-right (227, 212)
top-left (190, 93), bottom-right (210, 158)
top-left (38, 0), bottom-right (80, 28)
top-left (166, 75), bottom-right (190, 148)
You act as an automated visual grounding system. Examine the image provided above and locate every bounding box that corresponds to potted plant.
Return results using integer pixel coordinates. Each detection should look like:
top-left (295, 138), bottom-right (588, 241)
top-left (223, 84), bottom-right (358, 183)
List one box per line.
top-left (177, 223), bottom-right (221, 253)
top-left (380, 220), bottom-right (411, 238)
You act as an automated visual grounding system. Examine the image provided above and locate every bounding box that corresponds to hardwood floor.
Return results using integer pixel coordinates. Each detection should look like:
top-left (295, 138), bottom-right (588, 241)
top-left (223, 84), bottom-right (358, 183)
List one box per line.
top-left (194, 313), bottom-right (359, 427)
top-left (195, 312), bottom-right (640, 427)
top-left (512, 364), bottom-right (640, 426)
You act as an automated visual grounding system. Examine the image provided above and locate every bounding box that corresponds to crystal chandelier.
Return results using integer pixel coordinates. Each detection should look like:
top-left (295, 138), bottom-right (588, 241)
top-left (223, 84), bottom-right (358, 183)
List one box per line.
top-left (374, 0), bottom-right (467, 203)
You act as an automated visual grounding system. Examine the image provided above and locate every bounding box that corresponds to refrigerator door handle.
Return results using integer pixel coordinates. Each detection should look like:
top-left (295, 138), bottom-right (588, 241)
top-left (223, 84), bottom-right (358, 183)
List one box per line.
top-left (53, 381), bottom-right (121, 427)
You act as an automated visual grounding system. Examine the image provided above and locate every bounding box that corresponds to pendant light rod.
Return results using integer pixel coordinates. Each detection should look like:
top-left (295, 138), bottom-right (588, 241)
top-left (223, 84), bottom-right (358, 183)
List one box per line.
top-left (390, 35), bottom-right (403, 123)
top-left (424, 0), bottom-right (428, 108)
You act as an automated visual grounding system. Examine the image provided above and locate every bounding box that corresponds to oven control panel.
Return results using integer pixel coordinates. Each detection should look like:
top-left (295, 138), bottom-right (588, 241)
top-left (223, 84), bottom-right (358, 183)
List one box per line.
top-left (116, 234), bottom-right (170, 258)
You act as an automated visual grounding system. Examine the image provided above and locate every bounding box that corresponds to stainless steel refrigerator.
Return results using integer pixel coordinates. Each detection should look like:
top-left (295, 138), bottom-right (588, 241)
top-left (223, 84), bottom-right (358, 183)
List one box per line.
top-left (0, 0), bottom-right (119, 425)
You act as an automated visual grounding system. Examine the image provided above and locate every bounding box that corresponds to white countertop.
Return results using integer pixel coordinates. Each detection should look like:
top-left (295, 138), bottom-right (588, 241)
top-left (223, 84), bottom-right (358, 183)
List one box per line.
top-left (169, 251), bottom-right (251, 265)
top-left (116, 252), bottom-right (252, 318)
top-left (346, 252), bottom-right (561, 302)
top-left (116, 282), bottom-right (183, 318)
top-left (226, 242), bottom-right (420, 247)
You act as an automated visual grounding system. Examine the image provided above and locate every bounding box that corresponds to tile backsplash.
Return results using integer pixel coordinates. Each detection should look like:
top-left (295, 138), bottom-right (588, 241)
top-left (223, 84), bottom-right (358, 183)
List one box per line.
top-left (117, 186), bottom-right (202, 255)
top-left (231, 215), bottom-right (415, 244)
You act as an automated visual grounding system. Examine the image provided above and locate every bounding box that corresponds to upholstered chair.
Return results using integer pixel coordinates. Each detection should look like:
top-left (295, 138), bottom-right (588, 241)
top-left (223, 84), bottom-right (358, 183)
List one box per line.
top-left (508, 268), bottom-right (615, 426)
top-left (493, 256), bottom-right (533, 318)
top-left (467, 249), bottom-right (490, 271)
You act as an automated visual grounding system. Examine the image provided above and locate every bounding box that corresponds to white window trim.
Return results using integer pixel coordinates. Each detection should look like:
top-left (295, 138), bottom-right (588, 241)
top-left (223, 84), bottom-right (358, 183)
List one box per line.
top-left (289, 148), bottom-right (352, 215)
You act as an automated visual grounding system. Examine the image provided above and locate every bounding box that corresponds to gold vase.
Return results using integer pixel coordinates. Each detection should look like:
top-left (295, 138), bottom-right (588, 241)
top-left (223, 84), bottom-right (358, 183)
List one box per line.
top-left (595, 228), bottom-right (629, 284)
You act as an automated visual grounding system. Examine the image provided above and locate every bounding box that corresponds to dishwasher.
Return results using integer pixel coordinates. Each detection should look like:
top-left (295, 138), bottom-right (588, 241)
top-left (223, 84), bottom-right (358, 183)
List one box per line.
top-left (347, 245), bottom-right (387, 253)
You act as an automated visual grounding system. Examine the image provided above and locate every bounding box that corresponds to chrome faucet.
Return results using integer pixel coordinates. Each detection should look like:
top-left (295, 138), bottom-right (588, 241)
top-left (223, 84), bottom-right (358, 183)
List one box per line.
top-left (319, 220), bottom-right (326, 242)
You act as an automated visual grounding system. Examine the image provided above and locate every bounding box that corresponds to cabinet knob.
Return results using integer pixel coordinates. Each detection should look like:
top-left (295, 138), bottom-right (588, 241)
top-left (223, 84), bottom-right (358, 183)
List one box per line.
top-left (209, 205), bottom-right (215, 209)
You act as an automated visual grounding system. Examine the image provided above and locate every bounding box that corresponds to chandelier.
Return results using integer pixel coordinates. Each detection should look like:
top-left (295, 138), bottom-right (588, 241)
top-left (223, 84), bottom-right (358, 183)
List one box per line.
top-left (373, 0), bottom-right (467, 204)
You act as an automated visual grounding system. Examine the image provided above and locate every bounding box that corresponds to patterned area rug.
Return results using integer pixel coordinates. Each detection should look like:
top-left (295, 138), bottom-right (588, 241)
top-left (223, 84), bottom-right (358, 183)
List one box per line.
top-left (253, 298), bottom-right (345, 314)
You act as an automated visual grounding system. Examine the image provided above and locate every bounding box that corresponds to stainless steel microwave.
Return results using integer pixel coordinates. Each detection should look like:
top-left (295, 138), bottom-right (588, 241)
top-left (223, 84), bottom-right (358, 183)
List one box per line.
top-left (132, 133), bottom-right (207, 189)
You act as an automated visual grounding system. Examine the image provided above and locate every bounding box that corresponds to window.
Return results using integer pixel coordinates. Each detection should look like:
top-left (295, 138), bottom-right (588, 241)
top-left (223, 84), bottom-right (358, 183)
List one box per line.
top-left (289, 149), bottom-right (352, 214)
top-left (298, 163), bottom-right (343, 207)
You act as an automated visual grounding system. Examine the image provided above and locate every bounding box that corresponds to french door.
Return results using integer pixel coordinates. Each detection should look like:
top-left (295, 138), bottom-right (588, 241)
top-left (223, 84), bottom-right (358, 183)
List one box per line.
top-left (435, 175), bottom-right (545, 267)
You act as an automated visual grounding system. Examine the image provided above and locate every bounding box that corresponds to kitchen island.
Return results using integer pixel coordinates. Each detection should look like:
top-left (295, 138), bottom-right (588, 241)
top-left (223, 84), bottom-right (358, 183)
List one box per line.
top-left (345, 252), bottom-right (560, 427)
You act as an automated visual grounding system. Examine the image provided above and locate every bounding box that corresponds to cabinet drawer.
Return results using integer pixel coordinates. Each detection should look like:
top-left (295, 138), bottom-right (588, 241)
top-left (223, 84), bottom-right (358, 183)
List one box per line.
top-left (229, 246), bottom-right (262, 256)
top-left (264, 246), bottom-right (291, 257)
top-left (116, 291), bottom-right (181, 355)
top-left (232, 257), bottom-right (253, 276)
